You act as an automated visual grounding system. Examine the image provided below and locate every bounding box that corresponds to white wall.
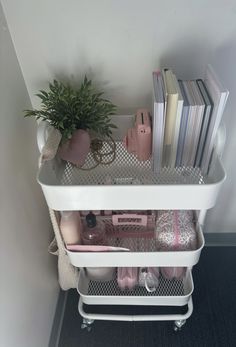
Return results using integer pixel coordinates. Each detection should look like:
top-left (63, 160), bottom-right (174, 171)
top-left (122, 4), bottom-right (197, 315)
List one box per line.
top-left (0, 5), bottom-right (59, 347)
top-left (2, 0), bottom-right (236, 232)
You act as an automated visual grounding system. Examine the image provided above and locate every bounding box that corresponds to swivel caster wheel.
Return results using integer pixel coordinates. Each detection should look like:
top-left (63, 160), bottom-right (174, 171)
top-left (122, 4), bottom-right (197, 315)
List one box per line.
top-left (81, 318), bottom-right (94, 332)
top-left (173, 319), bottom-right (186, 332)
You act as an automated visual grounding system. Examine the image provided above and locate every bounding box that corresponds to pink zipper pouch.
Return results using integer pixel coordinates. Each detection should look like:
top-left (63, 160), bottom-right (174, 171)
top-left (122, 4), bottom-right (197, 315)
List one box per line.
top-left (156, 211), bottom-right (195, 280)
top-left (155, 210), bottom-right (197, 251)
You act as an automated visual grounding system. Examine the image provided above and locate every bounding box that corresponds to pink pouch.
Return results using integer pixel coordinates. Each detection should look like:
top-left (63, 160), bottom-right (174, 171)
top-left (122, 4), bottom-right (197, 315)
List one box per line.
top-left (156, 211), bottom-right (195, 280)
top-left (156, 210), bottom-right (197, 251)
top-left (117, 267), bottom-right (138, 290)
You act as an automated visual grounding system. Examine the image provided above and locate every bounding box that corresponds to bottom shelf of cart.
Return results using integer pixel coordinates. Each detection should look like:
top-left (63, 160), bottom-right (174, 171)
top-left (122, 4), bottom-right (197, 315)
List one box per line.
top-left (78, 297), bottom-right (193, 322)
top-left (77, 269), bottom-right (193, 307)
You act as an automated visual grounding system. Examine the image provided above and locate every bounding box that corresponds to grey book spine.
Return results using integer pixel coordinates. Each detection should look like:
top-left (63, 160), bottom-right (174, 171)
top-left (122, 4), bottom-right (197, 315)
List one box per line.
top-left (195, 79), bottom-right (213, 167)
top-left (176, 80), bottom-right (190, 166)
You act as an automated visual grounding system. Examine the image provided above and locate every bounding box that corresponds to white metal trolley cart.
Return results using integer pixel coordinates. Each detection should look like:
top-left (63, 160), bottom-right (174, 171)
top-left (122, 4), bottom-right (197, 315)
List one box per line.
top-left (37, 116), bottom-right (226, 332)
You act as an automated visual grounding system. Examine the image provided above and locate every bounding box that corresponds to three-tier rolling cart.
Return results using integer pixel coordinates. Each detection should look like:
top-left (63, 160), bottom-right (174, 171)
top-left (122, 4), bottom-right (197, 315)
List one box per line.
top-left (37, 115), bottom-right (226, 331)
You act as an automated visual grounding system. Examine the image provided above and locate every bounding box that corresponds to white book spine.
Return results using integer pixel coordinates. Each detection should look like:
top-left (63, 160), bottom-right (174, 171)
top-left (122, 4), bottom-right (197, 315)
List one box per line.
top-left (152, 71), bottom-right (165, 173)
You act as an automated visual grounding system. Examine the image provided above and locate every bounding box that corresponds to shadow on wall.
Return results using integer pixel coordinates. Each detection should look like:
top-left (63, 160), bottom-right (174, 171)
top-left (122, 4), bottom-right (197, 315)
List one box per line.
top-left (158, 37), bottom-right (212, 79)
top-left (205, 37), bottom-right (236, 232)
top-left (46, 47), bottom-right (150, 115)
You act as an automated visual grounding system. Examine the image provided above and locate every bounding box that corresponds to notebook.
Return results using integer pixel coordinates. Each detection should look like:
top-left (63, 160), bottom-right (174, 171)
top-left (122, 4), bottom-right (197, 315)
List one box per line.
top-left (170, 74), bottom-right (183, 167)
top-left (188, 80), bottom-right (205, 167)
top-left (162, 69), bottom-right (179, 166)
top-left (152, 71), bottom-right (165, 173)
top-left (176, 80), bottom-right (190, 167)
top-left (181, 80), bottom-right (197, 166)
top-left (195, 79), bottom-right (213, 167)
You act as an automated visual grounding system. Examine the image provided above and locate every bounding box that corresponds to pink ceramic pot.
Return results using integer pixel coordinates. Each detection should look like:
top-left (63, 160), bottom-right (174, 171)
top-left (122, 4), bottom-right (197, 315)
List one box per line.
top-left (58, 129), bottom-right (91, 166)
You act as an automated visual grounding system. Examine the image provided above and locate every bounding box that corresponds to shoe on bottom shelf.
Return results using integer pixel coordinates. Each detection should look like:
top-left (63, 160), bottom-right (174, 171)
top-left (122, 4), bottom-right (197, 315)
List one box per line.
top-left (160, 267), bottom-right (186, 280)
top-left (85, 267), bottom-right (115, 282)
top-left (117, 267), bottom-right (138, 290)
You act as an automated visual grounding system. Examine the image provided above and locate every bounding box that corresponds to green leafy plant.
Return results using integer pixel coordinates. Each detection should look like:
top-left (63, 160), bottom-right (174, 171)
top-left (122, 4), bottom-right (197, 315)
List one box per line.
top-left (24, 76), bottom-right (117, 140)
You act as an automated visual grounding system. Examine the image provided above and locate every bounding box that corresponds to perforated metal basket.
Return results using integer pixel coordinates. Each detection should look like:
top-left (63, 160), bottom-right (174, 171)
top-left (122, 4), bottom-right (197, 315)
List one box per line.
top-left (37, 116), bottom-right (226, 211)
top-left (66, 222), bottom-right (204, 268)
top-left (77, 268), bottom-right (193, 306)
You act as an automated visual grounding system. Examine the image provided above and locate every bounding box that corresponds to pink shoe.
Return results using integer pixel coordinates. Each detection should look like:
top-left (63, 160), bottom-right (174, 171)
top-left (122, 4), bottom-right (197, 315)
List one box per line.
top-left (117, 267), bottom-right (138, 290)
top-left (161, 267), bottom-right (186, 280)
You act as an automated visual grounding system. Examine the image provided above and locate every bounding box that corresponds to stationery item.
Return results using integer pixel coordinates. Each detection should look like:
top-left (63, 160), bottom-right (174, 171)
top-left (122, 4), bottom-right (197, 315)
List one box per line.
top-left (152, 71), bottom-right (165, 172)
top-left (110, 213), bottom-right (156, 242)
top-left (188, 80), bottom-right (205, 166)
top-left (117, 267), bottom-right (138, 290)
top-left (139, 267), bottom-right (160, 292)
top-left (170, 74), bottom-right (184, 168)
top-left (160, 267), bottom-right (186, 280)
top-left (85, 267), bottom-right (115, 282)
top-left (176, 80), bottom-right (190, 166)
top-left (202, 64), bottom-right (229, 174)
top-left (123, 109), bottom-right (152, 161)
top-left (162, 69), bottom-right (179, 166)
top-left (81, 212), bottom-right (106, 245)
top-left (112, 214), bottom-right (148, 227)
top-left (60, 211), bottom-right (82, 245)
top-left (195, 79), bottom-right (214, 167)
top-left (181, 81), bottom-right (197, 166)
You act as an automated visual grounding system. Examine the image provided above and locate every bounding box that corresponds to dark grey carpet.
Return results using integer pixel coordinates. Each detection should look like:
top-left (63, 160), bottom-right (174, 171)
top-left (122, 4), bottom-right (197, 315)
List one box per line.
top-left (59, 247), bottom-right (236, 347)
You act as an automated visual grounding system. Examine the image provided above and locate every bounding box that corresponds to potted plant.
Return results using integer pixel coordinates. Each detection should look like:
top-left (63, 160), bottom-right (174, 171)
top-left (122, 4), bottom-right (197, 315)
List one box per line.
top-left (24, 77), bottom-right (117, 166)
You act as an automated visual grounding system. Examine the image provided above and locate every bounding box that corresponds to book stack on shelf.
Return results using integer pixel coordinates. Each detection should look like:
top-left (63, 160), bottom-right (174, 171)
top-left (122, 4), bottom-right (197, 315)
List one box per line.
top-left (152, 65), bottom-right (229, 174)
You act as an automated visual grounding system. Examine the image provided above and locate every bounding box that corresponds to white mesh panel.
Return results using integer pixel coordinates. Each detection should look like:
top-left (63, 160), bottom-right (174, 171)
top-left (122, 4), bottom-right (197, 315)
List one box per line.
top-left (60, 142), bottom-right (205, 186)
top-left (87, 273), bottom-right (185, 297)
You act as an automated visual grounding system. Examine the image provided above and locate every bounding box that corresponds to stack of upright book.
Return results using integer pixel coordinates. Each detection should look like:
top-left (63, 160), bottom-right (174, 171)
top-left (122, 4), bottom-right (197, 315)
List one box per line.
top-left (152, 65), bottom-right (229, 174)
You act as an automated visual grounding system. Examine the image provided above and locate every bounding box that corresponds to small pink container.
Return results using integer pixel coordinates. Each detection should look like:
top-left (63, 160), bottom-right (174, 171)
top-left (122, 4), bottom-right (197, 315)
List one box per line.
top-left (122, 109), bottom-right (152, 162)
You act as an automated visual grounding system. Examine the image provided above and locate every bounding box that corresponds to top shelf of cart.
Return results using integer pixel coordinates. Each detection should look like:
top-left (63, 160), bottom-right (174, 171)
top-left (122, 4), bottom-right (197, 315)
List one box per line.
top-left (37, 116), bottom-right (226, 211)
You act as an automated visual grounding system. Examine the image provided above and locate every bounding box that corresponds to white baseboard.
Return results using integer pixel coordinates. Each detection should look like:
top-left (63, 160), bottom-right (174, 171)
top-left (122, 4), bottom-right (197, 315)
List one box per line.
top-left (204, 232), bottom-right (236, 246)
top-left (48, 290), bottom-right (68, 347)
